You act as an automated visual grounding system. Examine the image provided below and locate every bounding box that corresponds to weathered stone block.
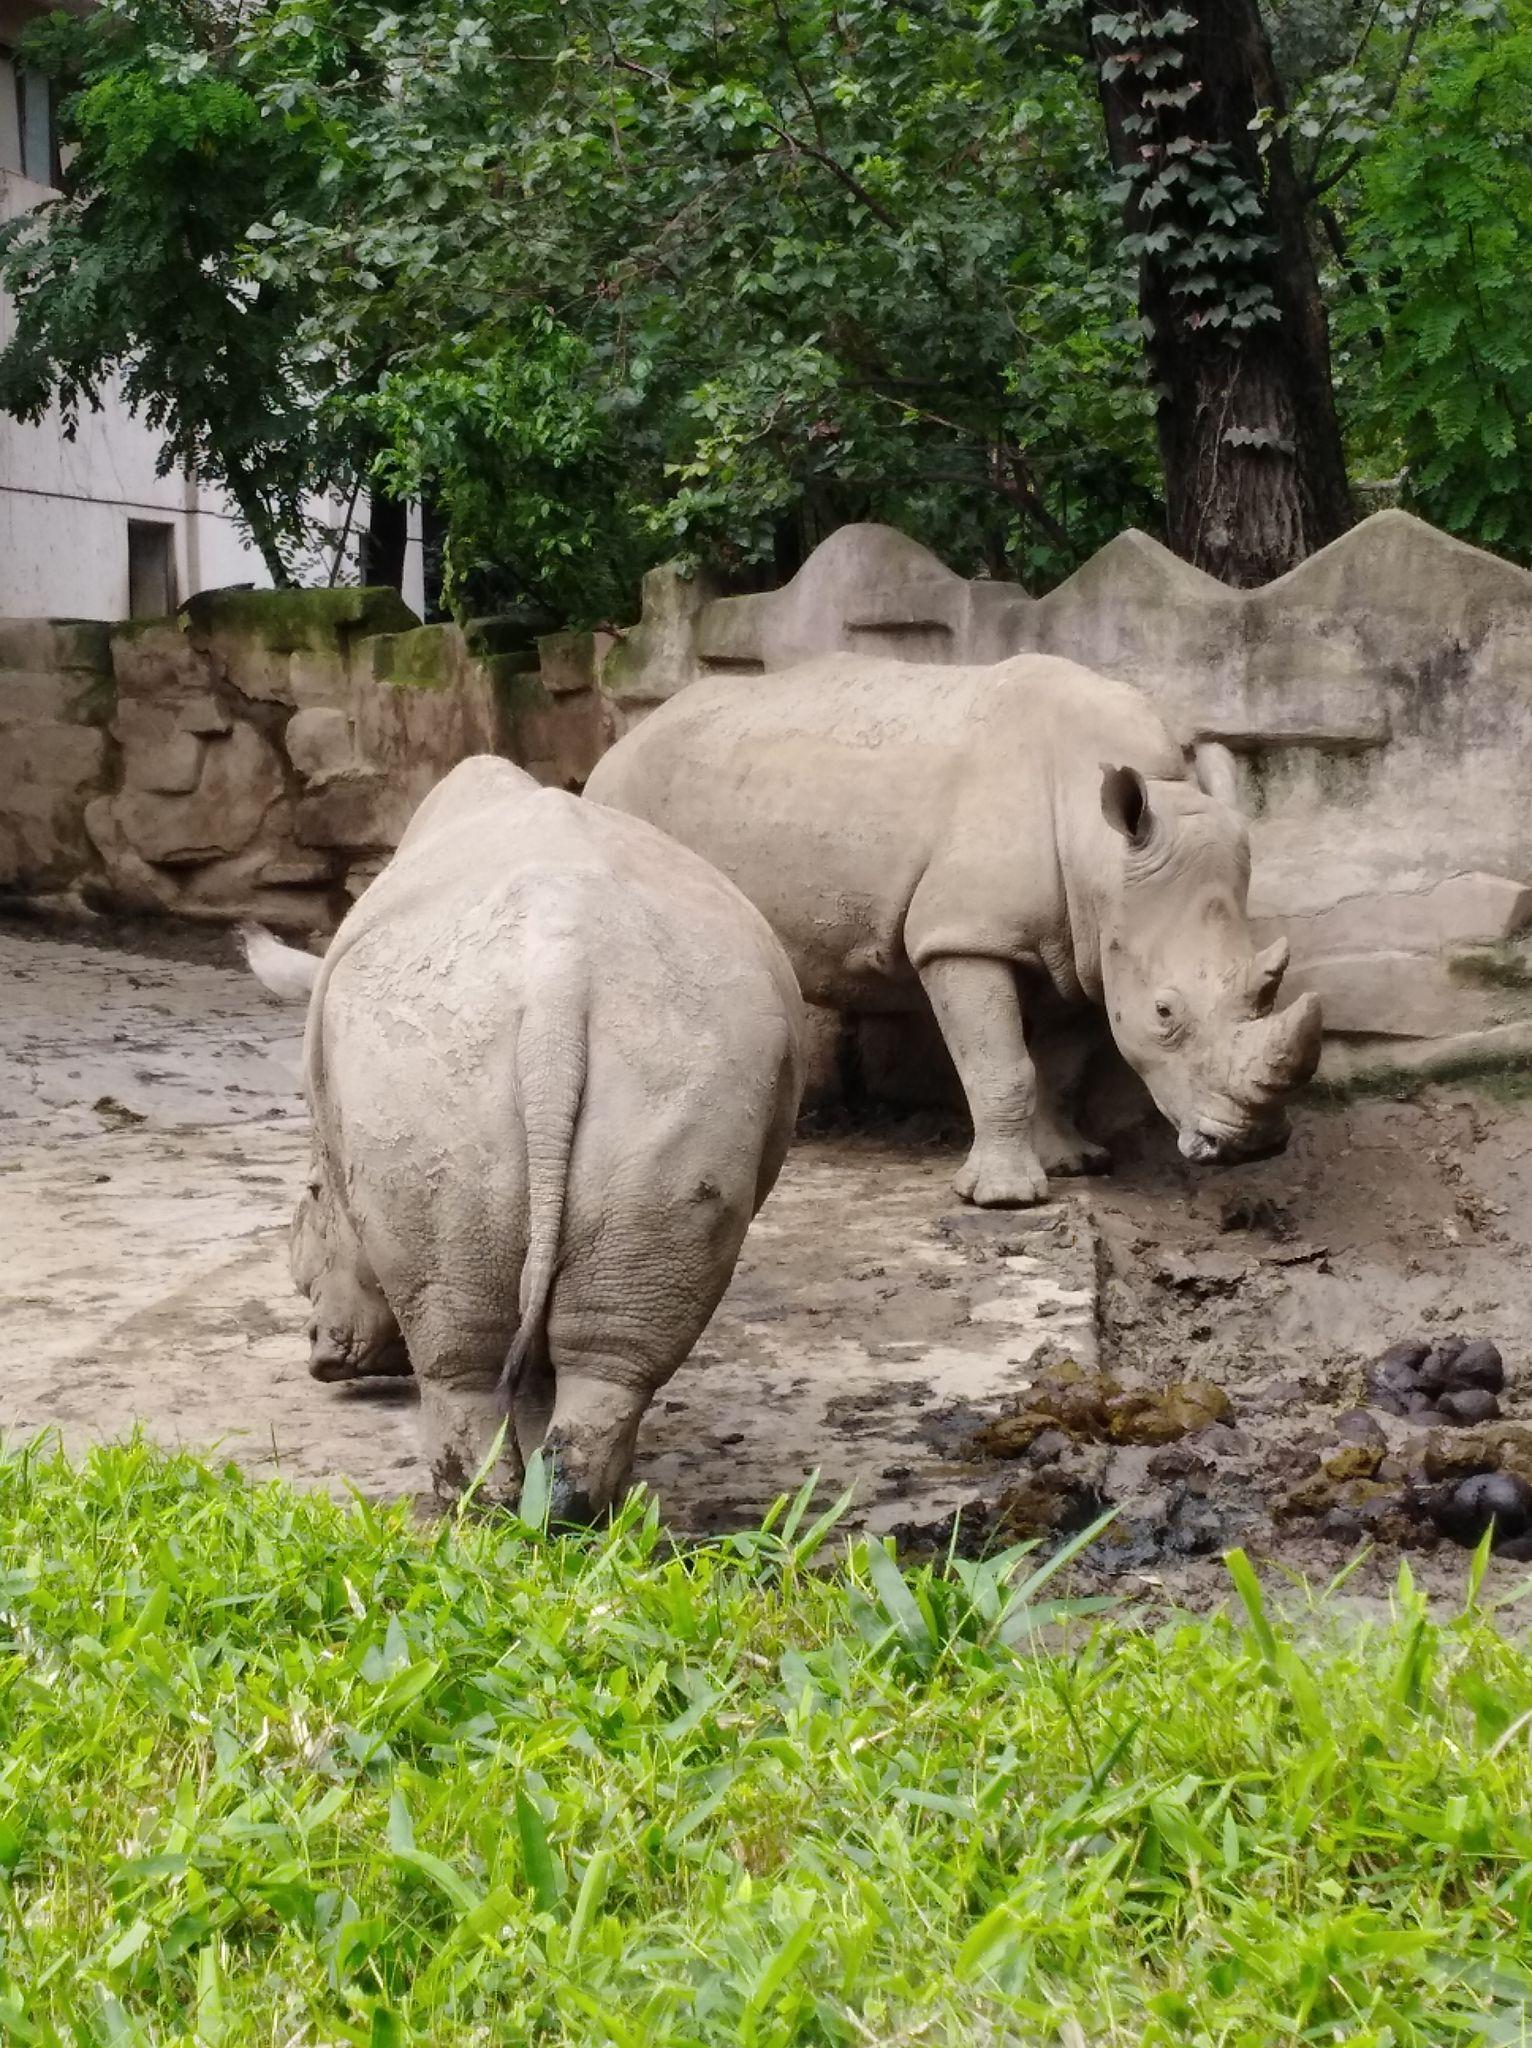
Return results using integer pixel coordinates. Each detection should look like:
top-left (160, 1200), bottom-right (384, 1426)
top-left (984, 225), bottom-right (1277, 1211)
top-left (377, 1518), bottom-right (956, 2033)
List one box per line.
top-left (2, 724), bottom-right (111, 889)
top-left (111, 721), bottom-right (283, 866)
top-left (538, 630), bottom-right (614, 697)
top-left (184, 585), bottom-right (420, 656)
top-left (295, 771), bottom-right (415, 853)
top-left (174, 693), bottom-right (232, 736)
top-left (1276, 873), bottom-right (1532, 960)
top-left (1286, 949), bottom-right (1530, 1039)
top-left (114, 702), bottom-right (205, 796)
top-left (111, 620), bottom-right (209, 699)
top-left (0, 671), bottom-right (70, 726)
top-left (286, 707), bottom-right (355, 784)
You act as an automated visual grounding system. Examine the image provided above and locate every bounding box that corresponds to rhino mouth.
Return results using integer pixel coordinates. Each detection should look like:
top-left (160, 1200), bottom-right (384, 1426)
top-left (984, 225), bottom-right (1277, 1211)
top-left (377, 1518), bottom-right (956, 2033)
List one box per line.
top-left (1178, 1117), bottom-right (1290, 1166)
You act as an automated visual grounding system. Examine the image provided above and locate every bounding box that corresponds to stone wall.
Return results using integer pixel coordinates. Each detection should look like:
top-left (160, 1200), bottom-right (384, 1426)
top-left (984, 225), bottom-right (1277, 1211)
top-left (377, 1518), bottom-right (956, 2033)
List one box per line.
top-left (0, 589), bottom-right (610, 932)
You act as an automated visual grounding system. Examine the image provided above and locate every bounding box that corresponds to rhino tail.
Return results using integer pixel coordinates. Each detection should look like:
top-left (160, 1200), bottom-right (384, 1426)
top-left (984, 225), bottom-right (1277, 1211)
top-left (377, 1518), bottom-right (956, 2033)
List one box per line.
top-left (239, 921), bottom-right (322, 1003)
top-left (500, 984), bottom-right (588, 1403)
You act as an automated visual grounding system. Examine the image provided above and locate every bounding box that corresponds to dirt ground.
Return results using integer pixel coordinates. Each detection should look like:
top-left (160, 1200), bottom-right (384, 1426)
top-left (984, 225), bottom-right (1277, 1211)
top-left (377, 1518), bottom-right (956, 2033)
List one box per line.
top-left (5, 908), bottom-right (1532, 1610)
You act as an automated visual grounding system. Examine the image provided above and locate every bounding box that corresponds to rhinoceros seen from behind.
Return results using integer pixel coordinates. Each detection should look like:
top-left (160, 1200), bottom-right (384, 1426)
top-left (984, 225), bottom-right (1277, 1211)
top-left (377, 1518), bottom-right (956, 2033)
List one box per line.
top-left (585, 651), bottom-right (1321, 1207)
top-left (244, 755), bottom-right (804, 1519)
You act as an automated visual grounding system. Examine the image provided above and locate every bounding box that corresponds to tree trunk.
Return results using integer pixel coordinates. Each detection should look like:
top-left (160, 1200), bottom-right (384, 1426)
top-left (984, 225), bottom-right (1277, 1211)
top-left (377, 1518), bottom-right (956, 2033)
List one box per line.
top-left (1085, 0), bottom-right (1353, 586)
top-left (230, 478), bottom-right (292, 590)
top-left (364, 488), bottom-right (409, 594)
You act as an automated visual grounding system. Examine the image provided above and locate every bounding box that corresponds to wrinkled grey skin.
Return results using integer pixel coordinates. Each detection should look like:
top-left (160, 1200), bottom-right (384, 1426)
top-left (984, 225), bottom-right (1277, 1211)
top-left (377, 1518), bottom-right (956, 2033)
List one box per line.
top-left (586, 651), bottom-right (1321, 1207)
top-left (246, 756), bottom-right (804, 1518)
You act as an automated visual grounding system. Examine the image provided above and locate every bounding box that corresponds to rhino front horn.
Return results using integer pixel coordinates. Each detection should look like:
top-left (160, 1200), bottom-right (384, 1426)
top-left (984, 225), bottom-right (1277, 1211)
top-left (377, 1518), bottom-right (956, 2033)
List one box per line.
top-left (1237, 987), bottom-right (1318, 1097)
top-left (1246, 937), bottom-right (1290, 1016)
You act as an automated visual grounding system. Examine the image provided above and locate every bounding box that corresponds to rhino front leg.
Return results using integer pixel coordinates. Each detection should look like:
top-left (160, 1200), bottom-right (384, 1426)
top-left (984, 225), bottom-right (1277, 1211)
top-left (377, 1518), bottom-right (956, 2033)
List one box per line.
top-left (918, 955), bottom-right (1050, 1207)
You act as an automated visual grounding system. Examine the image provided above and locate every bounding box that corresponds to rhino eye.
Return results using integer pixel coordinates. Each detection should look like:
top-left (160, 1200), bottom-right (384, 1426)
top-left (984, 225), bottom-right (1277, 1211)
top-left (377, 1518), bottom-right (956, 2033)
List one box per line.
top-left (1152, 995), bottom-right (1181, 1039)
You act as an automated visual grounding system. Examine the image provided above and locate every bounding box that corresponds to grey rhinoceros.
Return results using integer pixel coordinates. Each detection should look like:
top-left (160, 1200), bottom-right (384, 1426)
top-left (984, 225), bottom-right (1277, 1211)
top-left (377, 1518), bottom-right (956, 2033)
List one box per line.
top-left (585, 651), bottom-right (1321, 1207)
top-left (243, 755), bottom-right (804, 1518)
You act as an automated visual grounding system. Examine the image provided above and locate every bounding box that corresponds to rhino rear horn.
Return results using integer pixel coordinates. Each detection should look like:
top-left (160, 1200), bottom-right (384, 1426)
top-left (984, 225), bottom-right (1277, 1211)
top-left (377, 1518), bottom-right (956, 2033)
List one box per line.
top-left (1245, 937), bottom-right (1290, 1016)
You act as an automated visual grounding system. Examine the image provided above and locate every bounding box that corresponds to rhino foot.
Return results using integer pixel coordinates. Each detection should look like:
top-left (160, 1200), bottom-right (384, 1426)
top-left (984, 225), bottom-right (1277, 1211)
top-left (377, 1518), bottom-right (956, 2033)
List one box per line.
top-left (954, 1141), bottom-right (1051, 1209)
top-left (1035, 1130), bottom-right (1111, 1178)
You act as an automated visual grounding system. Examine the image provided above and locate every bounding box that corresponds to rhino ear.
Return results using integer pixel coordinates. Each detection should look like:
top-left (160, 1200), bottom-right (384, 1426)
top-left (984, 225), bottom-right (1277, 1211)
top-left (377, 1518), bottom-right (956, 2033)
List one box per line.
top-left (1101, 764), bottom-right (1153, 850)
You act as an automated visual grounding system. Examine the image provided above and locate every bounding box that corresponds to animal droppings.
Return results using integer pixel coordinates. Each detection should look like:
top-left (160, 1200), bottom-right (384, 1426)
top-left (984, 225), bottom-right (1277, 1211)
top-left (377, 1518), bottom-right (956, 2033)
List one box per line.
top-left (1362, 1333), bottom-right (1511, 1426)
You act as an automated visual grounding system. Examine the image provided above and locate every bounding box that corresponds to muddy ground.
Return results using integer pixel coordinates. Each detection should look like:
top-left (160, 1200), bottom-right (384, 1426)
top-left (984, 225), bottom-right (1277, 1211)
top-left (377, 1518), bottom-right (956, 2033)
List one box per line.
top-left (5, 908), bottom-right (1532, 1610)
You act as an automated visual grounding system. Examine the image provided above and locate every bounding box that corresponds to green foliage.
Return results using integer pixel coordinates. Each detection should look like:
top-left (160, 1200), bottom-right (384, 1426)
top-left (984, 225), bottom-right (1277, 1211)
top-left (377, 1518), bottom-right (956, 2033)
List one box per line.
top-left (239, 0), bottom-right (1159, 614)
top-left (6, 0), bottom-right (1532, 610)
top-left (1337, 2), bottom-right (1532, 555)
top-left (0, 1), bottom-right (354, 584)
top-left (5, 1438), bottom-right (1532, 2043)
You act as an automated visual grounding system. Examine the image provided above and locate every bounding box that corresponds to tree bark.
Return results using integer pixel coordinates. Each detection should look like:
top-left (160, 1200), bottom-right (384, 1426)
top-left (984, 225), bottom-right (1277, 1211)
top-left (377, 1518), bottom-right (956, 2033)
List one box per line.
top-left (1085, 0), bottom-right (1353, 586)
top-left (364, 488), bottom-right (409, 594)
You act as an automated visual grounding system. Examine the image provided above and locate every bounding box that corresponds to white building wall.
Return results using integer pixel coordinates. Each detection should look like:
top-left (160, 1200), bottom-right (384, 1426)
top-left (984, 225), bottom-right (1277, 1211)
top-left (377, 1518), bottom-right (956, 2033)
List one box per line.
top-left (0, 0), bottom-right (417, 622)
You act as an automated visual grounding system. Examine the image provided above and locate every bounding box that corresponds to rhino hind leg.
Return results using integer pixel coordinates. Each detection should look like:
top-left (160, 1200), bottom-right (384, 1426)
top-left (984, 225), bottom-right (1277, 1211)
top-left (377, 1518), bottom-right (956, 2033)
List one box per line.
top-left (918, 954), bottom-right (1051, 1207)
top-left (403, 1293), bottom-right (525, 1508)
top-left (534, 1365), bottom-right (652, 1526)
top-left (1029, 1021), bottom-right (1111, 1179)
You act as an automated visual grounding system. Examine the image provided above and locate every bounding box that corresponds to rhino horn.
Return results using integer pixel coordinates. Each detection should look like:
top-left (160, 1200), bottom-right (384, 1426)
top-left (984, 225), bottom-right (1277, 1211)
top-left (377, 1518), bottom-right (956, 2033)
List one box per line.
top-left (1236, 991), bottom-right (1323, 1099)
top-left (1244, 937), bottom-right (1290, 1017)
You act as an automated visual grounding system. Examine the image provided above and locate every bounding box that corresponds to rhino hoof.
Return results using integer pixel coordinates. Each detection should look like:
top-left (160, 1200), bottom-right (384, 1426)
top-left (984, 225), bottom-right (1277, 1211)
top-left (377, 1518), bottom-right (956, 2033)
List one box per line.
top-left (955, 1144), bottom-right (1050, 1209)
top-left (1039, 1136), bottom-right (1111, 1178)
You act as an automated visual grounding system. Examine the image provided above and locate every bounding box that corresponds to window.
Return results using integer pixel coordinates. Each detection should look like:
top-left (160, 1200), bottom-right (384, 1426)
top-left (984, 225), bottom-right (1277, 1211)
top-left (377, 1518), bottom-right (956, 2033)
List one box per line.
top-left (0, 46), bottom-right (59, 187)
top-left (128, 522), bottom-right (177, 621)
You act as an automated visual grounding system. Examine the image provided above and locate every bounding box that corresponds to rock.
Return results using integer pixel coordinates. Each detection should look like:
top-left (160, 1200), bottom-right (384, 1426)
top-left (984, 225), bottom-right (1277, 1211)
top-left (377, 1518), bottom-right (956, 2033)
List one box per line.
top-left (1277, 1470), bottom-right (1396, 1522)
top-left (1445, 1339), bottom-right (1505, 1394)
top-left (1435, 1389), bottom-right (1502, 1428)
top-left (111, 722), bottom-right (283, 865)
top-left (1154, 1252), bottom-right (1247, 1299)
top-left (1430, 1472), bottom-right (1532, 1549)
top-left (993, 1473), bottom-right (1104, 1539)
top-left (1335, 1409), bottom-right (1387, 1449)
top-left (1323, 1443), bottom-right (1384, 1482)
top-left (1423, 1422), bottom-right (1532, 1488)
top-left (1147, 1442), bottom-right (1209, 1481)
top-left (1025, 1428), bottom-right (1072, 1467)
top-left (1105, 1380), bottom-right (1234, 1446)
top-left (286, 707), bottom-right (355, 784)
top-left (1365, 1350), bottom-right (1425, 1405)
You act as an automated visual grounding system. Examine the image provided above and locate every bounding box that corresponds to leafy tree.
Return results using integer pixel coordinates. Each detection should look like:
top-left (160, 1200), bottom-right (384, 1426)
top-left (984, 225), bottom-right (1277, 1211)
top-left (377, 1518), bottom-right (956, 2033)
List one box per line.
top-left (0, 1), bottom-right (354, 586)
top-left (7, 0), bottom-right (1530, 620)
top-left (242, 0), bottom-right (1160, 616)
top-left (1336, 0), bottom-right (1532, 554)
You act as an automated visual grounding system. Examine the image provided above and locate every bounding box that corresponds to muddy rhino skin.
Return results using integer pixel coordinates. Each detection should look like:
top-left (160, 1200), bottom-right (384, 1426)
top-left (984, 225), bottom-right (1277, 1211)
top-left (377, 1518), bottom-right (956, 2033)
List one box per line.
top-left (248, 756), bottom-right (804, 1518)
top-left (585, 652), bottom-right (1320, 1206)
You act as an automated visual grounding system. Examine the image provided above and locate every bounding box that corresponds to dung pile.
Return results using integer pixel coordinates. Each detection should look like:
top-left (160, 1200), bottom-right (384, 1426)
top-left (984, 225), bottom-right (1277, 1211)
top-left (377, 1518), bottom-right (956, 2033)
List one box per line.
top-left (1363, 1337), bottom-right (1504, 1427)
top-left (1280, 1335), bottom-right (1532, 1558)
top-left (969, 1361), bottom-right (1233, 1460)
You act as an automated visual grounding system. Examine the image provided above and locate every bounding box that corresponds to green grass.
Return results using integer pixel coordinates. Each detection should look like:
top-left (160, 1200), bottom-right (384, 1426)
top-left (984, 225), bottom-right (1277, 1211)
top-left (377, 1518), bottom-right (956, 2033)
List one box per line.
top-left (3, 1441), bottom-right (1532, 2046)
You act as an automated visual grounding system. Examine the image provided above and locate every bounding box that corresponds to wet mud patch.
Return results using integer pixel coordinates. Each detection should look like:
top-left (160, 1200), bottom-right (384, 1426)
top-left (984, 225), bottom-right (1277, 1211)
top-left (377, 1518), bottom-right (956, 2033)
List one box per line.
top-left (7, 918), bottom-right (1532, 1607)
